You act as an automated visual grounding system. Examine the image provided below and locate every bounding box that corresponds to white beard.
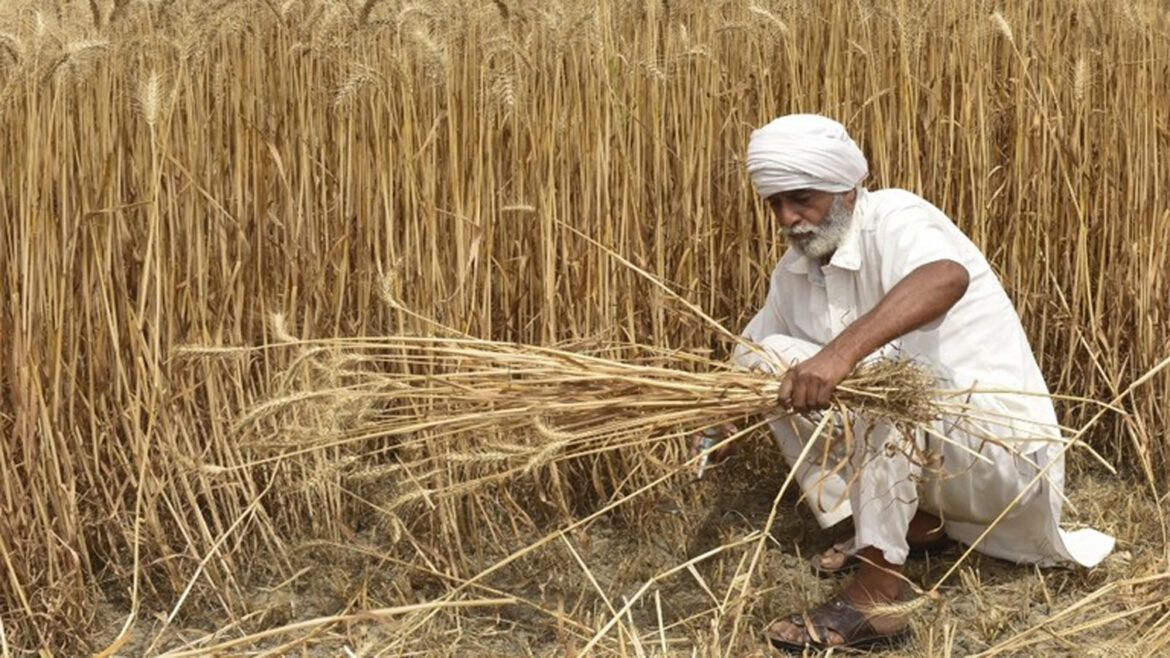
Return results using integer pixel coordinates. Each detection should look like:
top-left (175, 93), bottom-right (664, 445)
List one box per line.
top-left (783, 195), bottom-right (854, 260)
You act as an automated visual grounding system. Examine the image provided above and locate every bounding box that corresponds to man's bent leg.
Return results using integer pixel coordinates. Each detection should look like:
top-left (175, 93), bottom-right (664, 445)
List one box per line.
top-left (752, 334), bottom-right (853, 528)
top-left (766, 417), bottom-right (919, 648)
top-left (847, 419), bottom-right (923, 565)
top-left (770, 415), bottom-right (852, 528)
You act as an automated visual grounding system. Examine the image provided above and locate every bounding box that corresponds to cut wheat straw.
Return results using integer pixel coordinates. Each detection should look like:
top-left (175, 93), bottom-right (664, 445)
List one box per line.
top-left (237, 335), bottom-right (942, 425)
top-left (211, 334), bottom-right (1026, 510)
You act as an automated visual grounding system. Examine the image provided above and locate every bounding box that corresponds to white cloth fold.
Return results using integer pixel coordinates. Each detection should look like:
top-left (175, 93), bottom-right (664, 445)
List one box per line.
top-left (743, 326), bottom-right (1115, 568)
top-left (746, 114), bottom-right (868, 198)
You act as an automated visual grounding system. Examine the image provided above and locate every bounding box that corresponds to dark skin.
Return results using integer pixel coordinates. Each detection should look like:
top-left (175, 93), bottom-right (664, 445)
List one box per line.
top-left (710, 188), bottom-right (971, 645)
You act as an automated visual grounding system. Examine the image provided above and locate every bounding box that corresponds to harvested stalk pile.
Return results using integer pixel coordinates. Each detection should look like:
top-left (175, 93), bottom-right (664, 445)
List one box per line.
top-left (227, 334), bottom-right (953, 509)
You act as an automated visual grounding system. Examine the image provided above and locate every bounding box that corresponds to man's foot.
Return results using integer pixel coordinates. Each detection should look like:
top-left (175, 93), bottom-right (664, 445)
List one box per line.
top-left (772, 546), bottom-right (911, 650)
top-left (811, 545), bottom-right (853, 572)
top-left (765, 575), bottom-right (910, 650)
top-left (811, 510), bottom-right (948, 574)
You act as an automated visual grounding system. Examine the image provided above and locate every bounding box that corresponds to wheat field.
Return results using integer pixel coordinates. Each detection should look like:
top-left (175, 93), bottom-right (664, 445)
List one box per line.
top-left (0, 0), bottom-right (1168, 654)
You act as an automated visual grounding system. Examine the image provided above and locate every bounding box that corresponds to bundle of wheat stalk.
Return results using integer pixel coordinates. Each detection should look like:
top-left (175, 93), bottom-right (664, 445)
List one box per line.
top-left (219, 331), bottom-right (996, 511)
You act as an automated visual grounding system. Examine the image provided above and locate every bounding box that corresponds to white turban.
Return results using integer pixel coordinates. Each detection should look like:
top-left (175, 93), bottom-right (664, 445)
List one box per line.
top-left (745, 114), bottom-right (868, 198)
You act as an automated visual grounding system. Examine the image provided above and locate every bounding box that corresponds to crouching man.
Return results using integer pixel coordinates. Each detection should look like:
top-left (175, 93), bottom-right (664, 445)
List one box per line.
top-left (721, 114), bottom-right (1113, 651)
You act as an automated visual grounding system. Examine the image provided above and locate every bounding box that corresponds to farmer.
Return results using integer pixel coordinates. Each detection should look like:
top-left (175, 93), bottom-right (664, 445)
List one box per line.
top-left (714, 114), bottom-right (1114, 651)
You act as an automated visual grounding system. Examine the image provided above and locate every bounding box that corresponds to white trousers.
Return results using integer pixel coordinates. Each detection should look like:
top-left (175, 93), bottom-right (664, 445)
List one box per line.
top-left (753, 334), bottom-right (1113, 567)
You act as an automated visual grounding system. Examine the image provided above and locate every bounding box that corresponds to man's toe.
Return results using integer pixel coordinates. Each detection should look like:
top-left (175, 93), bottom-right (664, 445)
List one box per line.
top-left (768, 617), bottom-right (847, 646)
top-left (768, 619), bottom-right (802, 643)
top-left (818, 547), bottom-right (845, 569)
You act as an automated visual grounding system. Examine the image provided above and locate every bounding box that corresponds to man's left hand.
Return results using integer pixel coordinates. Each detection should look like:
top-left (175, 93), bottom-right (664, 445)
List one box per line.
top-left (777, 348), bottom-right (857, 413)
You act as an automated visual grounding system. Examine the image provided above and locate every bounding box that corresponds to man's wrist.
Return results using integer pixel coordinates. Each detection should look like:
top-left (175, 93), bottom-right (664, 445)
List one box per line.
top-left (823, 338), bottom-right (865, 371)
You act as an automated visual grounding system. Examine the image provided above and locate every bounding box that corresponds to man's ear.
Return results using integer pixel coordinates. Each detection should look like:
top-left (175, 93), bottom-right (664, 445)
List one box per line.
top-left (842, 188), bottom-right (858, 208)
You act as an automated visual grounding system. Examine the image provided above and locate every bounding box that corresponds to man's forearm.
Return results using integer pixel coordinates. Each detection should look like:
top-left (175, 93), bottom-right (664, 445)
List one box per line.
top-left (823, 260), bottom-right (970, 365)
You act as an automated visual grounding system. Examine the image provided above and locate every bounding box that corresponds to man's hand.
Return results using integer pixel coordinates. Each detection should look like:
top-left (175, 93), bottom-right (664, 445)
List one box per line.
top-left (688, 424), bottom-right (737, 471)
top-left (777, 348), bottom-right (857, 412)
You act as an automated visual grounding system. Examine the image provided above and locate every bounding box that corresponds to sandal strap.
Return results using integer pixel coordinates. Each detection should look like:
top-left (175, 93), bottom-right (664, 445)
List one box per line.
top-left (770, 589), bottom-right (914, 650)
top-left (798, 594), bottom-right (877, 645)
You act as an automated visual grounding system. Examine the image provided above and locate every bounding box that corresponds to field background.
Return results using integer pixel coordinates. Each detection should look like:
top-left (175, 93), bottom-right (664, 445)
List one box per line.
top-left (1, 0), bottom-right (1168, 655)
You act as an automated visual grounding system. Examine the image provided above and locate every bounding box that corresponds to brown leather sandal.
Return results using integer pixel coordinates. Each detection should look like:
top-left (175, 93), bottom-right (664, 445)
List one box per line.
top-left (766, 592), bottom-right (912, 652)
top-left (810, 536), bottom-right (954, 577)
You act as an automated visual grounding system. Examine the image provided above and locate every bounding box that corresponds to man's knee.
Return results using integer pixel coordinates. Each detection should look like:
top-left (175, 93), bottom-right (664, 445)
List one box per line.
top-left (757, 334), bottom-right (823, 370)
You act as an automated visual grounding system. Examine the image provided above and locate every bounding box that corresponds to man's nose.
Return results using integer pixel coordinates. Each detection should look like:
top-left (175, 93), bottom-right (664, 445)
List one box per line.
top-left (773, 200), bottom-right (801, 228)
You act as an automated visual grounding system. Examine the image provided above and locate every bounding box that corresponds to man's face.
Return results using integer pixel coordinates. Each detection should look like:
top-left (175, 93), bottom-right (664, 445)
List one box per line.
top-left (766, 188), bottom-right (855, 259)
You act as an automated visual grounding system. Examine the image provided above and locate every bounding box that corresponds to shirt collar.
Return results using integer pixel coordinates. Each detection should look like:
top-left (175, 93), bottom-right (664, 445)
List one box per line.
top-left (782, 189), bottom-right (866, 274)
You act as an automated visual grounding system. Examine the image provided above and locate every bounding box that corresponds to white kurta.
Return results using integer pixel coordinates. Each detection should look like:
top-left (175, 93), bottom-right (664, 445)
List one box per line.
top-left (735, 187), bottom-right (1114, 568)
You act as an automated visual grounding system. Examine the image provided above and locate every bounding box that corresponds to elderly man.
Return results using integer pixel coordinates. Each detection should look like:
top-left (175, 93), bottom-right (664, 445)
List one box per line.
top-left (725, 114), bottom-right (1114, 651)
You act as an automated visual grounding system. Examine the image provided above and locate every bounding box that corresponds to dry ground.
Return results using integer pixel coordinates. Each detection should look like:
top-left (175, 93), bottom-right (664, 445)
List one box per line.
top-left (93, 441), bottom-right (1155, 657)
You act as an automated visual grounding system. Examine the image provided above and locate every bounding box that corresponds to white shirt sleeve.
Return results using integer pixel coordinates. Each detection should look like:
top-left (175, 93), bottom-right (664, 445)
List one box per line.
top-left (732, 270), bottom-right (792, 368)
top-left (877, 209), bottom-right (969, 292)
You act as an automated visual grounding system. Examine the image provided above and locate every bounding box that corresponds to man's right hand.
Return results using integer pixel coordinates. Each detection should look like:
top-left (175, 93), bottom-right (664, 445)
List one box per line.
top-left (688, 423), bottom-right (738, 468)
top-left (776, 347), bottom-right (856, 413)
